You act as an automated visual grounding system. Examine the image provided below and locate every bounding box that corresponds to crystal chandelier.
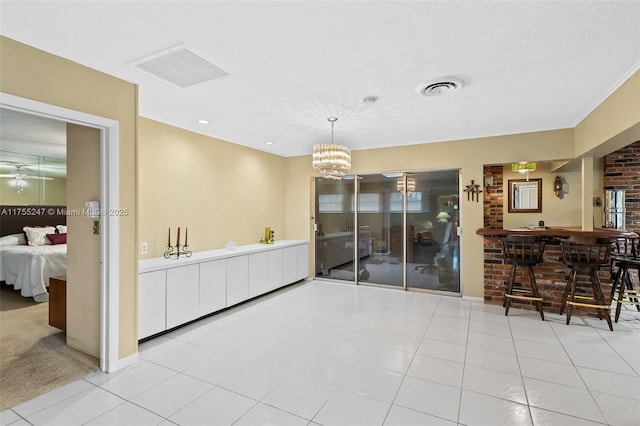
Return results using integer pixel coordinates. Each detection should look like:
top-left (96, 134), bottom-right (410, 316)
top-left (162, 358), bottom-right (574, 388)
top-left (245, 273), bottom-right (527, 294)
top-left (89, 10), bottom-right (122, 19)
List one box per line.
top-left (312, 117), bottom-right (351, 180)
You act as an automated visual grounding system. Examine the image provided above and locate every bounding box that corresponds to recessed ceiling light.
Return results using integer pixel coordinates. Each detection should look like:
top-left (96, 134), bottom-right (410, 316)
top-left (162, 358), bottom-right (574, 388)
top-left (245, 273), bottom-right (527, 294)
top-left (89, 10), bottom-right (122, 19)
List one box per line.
top-left (266, 141), bottom-right (274, 145)
top-left (197, 119), bottom-right (209, 124)
top-left (418, 77), bottom-right (465, 97)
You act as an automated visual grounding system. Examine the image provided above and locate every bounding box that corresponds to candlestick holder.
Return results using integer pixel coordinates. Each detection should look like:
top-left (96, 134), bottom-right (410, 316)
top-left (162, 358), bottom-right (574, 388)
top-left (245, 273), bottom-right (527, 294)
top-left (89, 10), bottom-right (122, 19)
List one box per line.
top-left (164, 242), bottom-right (192, 259)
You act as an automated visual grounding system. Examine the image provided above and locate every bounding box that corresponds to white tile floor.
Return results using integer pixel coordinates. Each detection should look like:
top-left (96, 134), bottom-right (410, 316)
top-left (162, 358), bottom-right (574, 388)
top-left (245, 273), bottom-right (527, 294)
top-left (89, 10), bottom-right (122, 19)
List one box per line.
top-left (2, 280), bottom-right (640, 426)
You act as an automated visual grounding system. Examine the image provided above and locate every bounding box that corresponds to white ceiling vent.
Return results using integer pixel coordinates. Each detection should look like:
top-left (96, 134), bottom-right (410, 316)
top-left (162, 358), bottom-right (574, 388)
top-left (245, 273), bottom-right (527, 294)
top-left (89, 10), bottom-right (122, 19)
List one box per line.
top-left (418, 78), bottom-right (464, 97)
top-left (130, 45), bottom-right (229, 88)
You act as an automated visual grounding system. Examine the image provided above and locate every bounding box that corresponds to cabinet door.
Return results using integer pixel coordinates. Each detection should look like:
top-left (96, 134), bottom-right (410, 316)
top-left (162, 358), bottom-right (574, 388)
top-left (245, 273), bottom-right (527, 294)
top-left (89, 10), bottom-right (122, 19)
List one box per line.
top-left (138, 270), bottom-right (167, 339)
top-left (226, 255), bottom-right (249, 306)
top-left (267, 249), bottom-right (284, 291)
top-left (296, 243), bottom-right (309, 281)
top-left (166, 264), bottom-right (200, 329)
top-left (248, 252), bottom-right (268, 298)
top-left (200, 259), bottom-right (227, 316)
top-left (283, 246), bottom-right (297, 284)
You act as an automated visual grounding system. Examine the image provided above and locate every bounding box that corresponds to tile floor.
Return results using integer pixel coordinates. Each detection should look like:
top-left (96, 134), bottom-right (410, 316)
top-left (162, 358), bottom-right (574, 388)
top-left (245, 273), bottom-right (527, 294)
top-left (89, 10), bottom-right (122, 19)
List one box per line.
top-left (2, 280), bottom-right (639, 426)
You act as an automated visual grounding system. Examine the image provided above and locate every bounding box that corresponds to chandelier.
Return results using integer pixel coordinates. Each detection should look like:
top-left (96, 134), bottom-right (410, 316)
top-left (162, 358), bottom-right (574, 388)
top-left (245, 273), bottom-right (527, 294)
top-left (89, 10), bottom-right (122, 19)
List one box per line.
top-left (312, 117), bottom-right (351, 180)
top-left (397, 177), bottom-right (416, 194)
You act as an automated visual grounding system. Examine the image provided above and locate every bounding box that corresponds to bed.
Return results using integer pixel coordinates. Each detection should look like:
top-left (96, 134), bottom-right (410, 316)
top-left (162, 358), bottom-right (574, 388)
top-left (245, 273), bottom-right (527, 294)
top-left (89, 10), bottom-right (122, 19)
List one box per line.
top-left (0, 205), bottom-right (67, 302)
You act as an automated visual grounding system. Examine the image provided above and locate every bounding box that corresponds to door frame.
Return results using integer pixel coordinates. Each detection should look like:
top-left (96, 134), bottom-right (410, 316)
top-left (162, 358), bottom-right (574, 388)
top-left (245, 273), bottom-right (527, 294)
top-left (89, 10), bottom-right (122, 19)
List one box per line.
top-left (1, 92), bottom-right (121, 372)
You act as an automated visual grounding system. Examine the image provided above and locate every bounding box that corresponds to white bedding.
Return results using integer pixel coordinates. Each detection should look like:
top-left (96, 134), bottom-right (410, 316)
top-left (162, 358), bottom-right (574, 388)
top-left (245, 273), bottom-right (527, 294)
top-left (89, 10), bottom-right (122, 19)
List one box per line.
top-left (0, 244), bottom-right (67, 301)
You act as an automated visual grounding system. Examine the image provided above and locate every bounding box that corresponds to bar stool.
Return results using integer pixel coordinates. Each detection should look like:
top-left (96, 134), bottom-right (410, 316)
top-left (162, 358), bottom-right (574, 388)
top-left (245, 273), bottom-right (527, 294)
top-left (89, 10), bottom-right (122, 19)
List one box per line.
top-left (501, 235), bottom-right (546, 320)
top-left (559, 237), bottom-right (613, 331)
top-left (610, 238), bottom-right (640, 322)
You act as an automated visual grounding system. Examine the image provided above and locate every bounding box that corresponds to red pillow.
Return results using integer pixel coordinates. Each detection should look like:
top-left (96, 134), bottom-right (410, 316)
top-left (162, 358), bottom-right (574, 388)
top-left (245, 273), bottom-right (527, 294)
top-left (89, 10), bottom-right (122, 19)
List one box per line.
top-left (46, 233), bottom-right (67, 245)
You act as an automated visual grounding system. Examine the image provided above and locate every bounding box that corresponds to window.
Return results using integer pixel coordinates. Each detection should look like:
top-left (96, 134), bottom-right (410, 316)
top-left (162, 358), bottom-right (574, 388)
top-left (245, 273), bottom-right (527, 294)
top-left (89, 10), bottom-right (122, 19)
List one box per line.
top-left (318, 194), bottom-right (344, 212)
top-left (390, 191), bottom-right (426, 212)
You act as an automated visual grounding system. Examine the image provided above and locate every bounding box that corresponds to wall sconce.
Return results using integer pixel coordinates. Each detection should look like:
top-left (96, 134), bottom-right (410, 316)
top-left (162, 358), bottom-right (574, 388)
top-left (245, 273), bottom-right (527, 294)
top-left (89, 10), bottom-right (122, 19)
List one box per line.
top-left (484, 176), bottom-right (493, 188)
top-left (553, 176), bottom-right (563, 197)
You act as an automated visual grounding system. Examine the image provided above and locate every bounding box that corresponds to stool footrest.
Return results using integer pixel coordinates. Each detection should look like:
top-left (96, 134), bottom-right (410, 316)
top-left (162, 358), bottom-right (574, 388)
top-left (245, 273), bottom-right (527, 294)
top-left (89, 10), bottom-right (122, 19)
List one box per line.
top-left (613, 299), bottom-right (640, 305)
top-left (505, 294), bottom-right (543, 301)
top-left (566, 301), bottom-right (611, 309)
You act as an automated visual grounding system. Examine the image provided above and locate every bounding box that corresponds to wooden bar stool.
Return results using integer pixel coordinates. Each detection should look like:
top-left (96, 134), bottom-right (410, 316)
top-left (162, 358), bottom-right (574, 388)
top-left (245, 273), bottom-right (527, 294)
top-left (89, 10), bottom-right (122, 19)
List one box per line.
top-left (560, 237), bottom-right (613, 331)
top-left (610, 238), bottom-right (640, 322)
top-left (501, 235), bottom-right (546, 320)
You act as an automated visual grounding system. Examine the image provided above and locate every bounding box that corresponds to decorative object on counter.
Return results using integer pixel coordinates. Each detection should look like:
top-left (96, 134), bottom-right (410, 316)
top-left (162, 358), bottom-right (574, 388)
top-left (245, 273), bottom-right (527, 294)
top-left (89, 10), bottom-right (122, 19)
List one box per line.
top-left (463, 179), bottom-right (482, 202)
top-left (312, 117), bottom-right (351, 180)
top-left (553, 175), bottom-right (563, 197)
top-left (260, 226), bottom-right (275, 244)
top-left (164, 226), bottom-right (192, 259)
top-left (226, 238), bottom-right (236, 250)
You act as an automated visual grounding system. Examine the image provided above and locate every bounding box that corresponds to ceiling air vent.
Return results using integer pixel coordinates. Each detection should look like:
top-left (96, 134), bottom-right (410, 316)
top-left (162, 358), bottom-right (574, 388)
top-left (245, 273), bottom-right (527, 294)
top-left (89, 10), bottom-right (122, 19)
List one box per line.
top-left (418, 78), bottom-right (464, 97)
top-left (130, 45), bottom-right (229, 88)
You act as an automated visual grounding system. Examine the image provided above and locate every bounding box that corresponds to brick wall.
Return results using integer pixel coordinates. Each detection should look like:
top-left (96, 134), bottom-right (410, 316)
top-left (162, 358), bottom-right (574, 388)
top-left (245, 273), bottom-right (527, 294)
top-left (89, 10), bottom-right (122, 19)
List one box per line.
top-left (604, 140), bottom-right (640, 233)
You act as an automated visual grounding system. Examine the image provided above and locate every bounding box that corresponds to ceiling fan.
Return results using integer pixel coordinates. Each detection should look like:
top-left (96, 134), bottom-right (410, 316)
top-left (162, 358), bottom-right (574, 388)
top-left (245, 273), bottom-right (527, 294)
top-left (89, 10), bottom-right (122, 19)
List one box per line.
top-left (0, 163), bottom-right (54, 193)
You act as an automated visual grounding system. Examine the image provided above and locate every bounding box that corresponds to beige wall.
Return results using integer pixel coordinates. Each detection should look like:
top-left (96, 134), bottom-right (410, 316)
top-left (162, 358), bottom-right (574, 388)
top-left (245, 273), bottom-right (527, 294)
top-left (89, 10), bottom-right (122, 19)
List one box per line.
top-left (501, 165), bottom-right (583, 229)
top-left (1, 36), bottom-right (138, 359)
top-left (0, 176), bottom-right (66, 205)
top-left (138, 118), bottom-right (286, 258)
top-left (66, 124), bottom-right (100, 356)
top-left (575, 69), bottom-right (640, 157)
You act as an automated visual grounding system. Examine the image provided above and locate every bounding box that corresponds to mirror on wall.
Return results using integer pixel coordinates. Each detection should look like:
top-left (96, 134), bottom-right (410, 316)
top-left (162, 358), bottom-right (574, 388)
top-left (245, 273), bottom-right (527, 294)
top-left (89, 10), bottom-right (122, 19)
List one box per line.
top-left (0, 150), bottom-right (67, 205)
top-left (508, 178), bottom-right (542, 213)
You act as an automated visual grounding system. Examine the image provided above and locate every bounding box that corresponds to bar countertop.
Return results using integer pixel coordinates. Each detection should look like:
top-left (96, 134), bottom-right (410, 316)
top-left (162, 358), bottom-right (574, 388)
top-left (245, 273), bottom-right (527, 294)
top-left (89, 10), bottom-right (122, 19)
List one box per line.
top-left (476, 227), bottom-right (639, 239)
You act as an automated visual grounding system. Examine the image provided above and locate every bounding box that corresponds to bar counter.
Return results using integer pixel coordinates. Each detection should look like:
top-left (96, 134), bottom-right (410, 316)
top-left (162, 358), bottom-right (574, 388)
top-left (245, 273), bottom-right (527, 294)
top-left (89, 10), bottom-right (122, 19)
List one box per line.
top-left (477, 226), bottom-right (638, 316)
top-left (476, 226), bottom-right (638, 239)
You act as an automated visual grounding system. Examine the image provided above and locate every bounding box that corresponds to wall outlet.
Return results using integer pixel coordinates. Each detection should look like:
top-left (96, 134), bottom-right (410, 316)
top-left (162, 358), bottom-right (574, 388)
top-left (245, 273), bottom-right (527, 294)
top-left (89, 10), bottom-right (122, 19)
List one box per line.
top-left (141, 242), bottom-right (148, 254)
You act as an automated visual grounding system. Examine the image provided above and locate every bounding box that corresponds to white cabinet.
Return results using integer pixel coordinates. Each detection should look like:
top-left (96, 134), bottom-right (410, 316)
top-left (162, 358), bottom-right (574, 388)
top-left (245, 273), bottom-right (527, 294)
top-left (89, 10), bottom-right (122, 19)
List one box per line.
top-left (249, 252), bottom-right (268, 298)
top-left (283, 246), bottom-right (297, 285)
top-left (226, 255), bottom-right (249, 305)
top-left (138, 270), bottom-right (166, 339)
top-left (139, 240), bottom-right (308, 340)
top-left (199, 259), bottom-right (227, 316)
top-left (284, 244), bottom-right (308, 284)
top-left (266, 249), bottom-right (284, 291)
top-left (166, 264), bottom-right (200, 329)
top-left (295, 243), bottom-right (309, 281)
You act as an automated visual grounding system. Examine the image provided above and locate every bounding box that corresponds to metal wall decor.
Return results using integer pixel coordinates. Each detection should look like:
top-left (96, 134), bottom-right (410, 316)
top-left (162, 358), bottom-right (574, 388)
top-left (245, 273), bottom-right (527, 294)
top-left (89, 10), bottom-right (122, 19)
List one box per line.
top-left (463, 179), bottom-right (482, 202)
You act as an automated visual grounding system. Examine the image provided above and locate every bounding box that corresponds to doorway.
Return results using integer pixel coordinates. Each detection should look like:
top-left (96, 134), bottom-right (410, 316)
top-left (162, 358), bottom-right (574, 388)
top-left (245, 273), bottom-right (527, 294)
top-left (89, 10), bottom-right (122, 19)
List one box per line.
top-left (1, 93), bottom-right (121, 372)
top-left (314, 170), bottom-right (461, 295)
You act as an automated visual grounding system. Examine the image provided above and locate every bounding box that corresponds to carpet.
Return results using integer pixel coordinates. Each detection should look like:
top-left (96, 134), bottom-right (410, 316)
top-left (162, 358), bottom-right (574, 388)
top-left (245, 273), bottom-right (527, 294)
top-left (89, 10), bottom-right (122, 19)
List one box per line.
top-left (0, 284), bottom-right (98, 411)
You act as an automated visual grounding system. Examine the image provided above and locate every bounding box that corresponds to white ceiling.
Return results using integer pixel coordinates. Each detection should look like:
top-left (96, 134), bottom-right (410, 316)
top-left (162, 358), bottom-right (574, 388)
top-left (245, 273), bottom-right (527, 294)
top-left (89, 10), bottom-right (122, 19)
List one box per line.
top-left (1, 1), bottom-right (639, 158)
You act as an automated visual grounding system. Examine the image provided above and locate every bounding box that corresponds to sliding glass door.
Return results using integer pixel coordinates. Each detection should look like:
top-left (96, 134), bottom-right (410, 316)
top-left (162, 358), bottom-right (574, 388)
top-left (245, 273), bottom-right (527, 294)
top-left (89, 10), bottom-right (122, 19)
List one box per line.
top-left (357, 174), bottom-right (404, 288)
top-left (405, 171), bottom-right (460, 293)
top-left (314, 170), bottom-right (460, 295)
top-left (315, 177), bottom-right (356, 282)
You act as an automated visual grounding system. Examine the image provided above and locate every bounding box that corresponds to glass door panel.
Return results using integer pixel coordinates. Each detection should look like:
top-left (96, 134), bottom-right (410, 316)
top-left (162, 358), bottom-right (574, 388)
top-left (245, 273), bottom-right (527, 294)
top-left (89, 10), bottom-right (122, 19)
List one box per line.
top-left (357, 174), bottom-right (404, 288)
top-left (315, 177), bottom-right (356, 282)
top-left (406, 171), bottom-right (461, 294)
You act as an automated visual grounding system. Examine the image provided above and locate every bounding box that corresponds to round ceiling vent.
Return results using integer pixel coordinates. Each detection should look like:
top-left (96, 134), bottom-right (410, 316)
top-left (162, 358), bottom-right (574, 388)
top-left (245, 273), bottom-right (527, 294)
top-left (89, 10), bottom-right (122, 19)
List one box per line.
top-left (418, 78), bottom-right (464, 97)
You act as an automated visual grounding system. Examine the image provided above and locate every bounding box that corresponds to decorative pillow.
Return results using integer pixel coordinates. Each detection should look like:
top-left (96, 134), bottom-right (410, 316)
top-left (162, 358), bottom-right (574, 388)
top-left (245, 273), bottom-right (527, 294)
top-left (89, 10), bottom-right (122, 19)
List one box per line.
top-left (46, 233), bottom-right (67, 245)
top-left (0, 233), bottom-right (27, 246)
top-left (23, 226), bottom-right (56, 246)
top-left (56, 225), bottom-right (67, 234)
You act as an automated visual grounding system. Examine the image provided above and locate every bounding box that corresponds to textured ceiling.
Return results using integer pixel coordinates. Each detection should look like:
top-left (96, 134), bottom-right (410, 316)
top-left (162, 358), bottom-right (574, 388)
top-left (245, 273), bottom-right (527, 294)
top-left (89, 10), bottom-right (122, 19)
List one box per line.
top-left (1, 1), bottom-right (639, 157)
